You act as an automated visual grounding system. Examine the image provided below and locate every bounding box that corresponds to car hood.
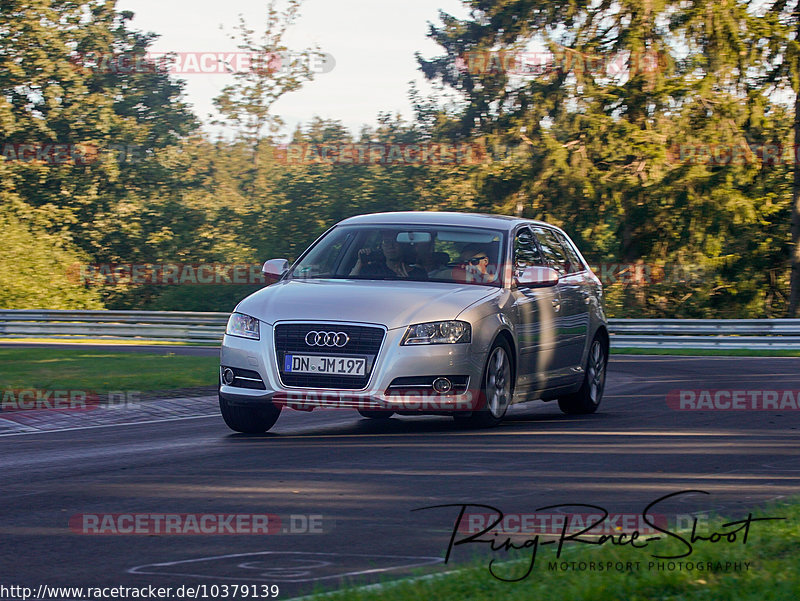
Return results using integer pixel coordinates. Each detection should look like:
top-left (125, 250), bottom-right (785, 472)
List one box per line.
top-left (235, 279), bottom-right (498, 329)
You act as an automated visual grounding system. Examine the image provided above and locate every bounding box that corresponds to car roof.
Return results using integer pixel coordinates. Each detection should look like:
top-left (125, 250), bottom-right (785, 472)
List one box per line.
top-left (336, 211), bottom-right (549, 231)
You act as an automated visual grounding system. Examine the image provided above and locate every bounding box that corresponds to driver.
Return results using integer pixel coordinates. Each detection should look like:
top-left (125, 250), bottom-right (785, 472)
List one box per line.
top-left (350, 231), bottom-right (427, 279)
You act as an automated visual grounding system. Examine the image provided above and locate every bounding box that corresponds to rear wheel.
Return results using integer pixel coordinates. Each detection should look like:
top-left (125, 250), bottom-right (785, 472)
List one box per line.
top-left (558, 336), bottom-right (607, 415)
top-left (358, 409), bottom-right (393, 419)
top-left (456, 338), bottom-right (514, 428)
top-left (219, 394), bottom-right (281, 433)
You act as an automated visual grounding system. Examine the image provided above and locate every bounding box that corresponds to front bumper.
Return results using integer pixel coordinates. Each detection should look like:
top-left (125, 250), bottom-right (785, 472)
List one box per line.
top-left (219, 322), bottom-right (487, 413)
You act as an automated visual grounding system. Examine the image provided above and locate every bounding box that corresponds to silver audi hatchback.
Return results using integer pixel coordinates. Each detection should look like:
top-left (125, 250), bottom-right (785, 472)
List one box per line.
top-left (219, 212), bottom-right (608, 432)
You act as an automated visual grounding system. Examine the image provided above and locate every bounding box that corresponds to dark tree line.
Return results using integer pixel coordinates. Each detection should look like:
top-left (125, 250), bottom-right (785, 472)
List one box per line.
top-left (1, 0), bottom-right (799, 317)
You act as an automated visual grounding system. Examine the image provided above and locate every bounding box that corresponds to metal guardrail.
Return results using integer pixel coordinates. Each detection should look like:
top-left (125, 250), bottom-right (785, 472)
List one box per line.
top-left (1, 310), bottom-right (800, 349)
top-left (609, 318), bottom-right (800, 349)
top-left (0, 310), bottom-right (228, 343)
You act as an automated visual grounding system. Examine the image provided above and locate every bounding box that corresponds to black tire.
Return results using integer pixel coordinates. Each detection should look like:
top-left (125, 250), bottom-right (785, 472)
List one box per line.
top-left (357, 409), bottom-right (394, 419)
top-left (219, 394), bottom-right (281, 433)
top-left (558, 336), bottom-right (607, 415)
top-left (455, 338), bottom-right (514, 428)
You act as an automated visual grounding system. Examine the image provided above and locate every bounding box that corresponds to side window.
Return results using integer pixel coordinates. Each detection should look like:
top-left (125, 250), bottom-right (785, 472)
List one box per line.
top-left (554, 231), bottom-right (585, 274)
top-left (513, 227), bottom-right (545, 276)
top-left (531, 226), bottom-right (570, 276)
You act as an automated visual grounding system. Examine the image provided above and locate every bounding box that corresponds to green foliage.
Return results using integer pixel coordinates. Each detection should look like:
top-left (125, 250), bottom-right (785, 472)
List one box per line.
top-left (0, 0), bottom-right (798, 317)
top-left (417, 0), bottom-right (796, 317)
top-left (0, 207), bottom-right (102, 309)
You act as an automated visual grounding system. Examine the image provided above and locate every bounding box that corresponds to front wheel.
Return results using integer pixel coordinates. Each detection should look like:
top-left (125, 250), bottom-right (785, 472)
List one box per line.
top-left (558, 336), bottom-right (607, 415)
top-left (456, 338), bottom-right (514, 428)
top-left (219, 394), bottom-right (281, 433)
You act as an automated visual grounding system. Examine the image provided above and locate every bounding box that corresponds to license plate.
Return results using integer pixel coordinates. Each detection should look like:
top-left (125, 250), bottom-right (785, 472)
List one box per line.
top-left (283, 354), bottom-right (367, 376)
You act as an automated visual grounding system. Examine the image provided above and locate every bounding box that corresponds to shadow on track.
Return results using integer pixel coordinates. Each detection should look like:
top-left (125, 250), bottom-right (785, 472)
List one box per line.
top-left (222, 404), bottom-right (616, 440)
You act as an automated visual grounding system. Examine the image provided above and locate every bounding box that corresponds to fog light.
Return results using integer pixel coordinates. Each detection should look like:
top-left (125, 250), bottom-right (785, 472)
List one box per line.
top-left (222, 368), bottom-right (235, 386)
top-left (432, 377), bottom-right (452, 393)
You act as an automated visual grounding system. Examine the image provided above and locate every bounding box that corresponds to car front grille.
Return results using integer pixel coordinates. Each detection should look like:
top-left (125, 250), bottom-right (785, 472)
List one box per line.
top-left (274, 323), bottom-right (385, 389)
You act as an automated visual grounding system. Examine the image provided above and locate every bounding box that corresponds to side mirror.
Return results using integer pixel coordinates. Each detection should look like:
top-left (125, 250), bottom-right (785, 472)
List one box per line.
top-left (516, 266), bottom-right (559, 288)
top-left (262, 258), bottom-right (290, 279)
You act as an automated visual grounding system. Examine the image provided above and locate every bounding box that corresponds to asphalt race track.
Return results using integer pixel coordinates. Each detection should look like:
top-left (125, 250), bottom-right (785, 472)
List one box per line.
top-left (1, 355), bottom-right (799, 599)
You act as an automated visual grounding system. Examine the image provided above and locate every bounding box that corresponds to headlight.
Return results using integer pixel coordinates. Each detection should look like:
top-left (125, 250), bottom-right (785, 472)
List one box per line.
top-left (226, 313), bottom-right (260, 340)
top-left (401, 320), bottom-right (471, 345)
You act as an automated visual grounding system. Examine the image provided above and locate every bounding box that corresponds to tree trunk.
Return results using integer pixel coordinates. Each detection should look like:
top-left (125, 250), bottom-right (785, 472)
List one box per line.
top-left (790, 12), bottom-right (800, 316)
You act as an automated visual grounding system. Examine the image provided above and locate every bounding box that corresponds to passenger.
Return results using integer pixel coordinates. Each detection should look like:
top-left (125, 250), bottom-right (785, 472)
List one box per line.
top-left (456, 245), bottom-right (498, 284)
top-left (350, 232), bottom-right (428, 280)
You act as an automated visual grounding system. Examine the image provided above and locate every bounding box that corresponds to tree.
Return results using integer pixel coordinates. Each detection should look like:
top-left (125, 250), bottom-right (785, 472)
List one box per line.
top-left (757, 1), bottom-right (800, 315)
top-left (418, 0), bottom-right (789, 317)
top-left (212, 0), bottom-right (323, 164)
top-left (0, 0), bottom-right (207, 308)
top-left (0, 1), bottom-right (198, 254)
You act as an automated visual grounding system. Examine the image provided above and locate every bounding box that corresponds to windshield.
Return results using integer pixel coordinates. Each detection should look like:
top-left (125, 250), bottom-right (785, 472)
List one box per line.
top-left (289, 225), bottom-right (506, 286)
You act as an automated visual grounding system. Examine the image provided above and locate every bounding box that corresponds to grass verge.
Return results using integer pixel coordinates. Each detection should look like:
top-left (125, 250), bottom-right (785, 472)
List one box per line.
top-left (311, 499), bottom-right (799, 601)
top-left (0, 348), bottom-right (218, 392)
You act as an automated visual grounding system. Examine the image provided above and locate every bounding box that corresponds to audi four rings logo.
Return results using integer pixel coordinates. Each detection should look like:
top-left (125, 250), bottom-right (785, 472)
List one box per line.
top-left (305, 331), bottom-right (350, 347)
